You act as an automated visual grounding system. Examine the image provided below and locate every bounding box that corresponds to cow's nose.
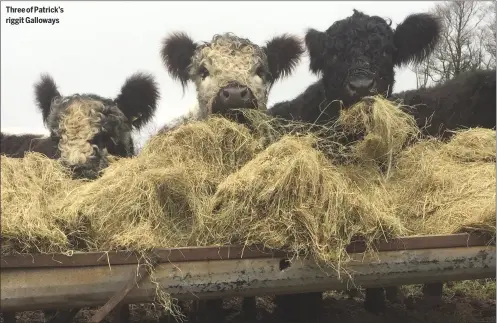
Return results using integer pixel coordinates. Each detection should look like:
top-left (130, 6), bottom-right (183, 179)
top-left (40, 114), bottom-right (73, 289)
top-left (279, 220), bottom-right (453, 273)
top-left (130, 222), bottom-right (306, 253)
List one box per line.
top-left (347, 77), bottom-right (376, 96)
top-left (213, 85), bottom-right (256, 114)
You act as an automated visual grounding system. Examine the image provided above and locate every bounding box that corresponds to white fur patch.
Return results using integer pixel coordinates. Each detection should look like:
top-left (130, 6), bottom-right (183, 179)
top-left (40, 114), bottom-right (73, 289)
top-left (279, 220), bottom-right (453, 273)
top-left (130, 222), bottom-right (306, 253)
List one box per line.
top-left (58, 99), bottom-right (104, 166)
top-left (190, 34), bottom-right (270, 115)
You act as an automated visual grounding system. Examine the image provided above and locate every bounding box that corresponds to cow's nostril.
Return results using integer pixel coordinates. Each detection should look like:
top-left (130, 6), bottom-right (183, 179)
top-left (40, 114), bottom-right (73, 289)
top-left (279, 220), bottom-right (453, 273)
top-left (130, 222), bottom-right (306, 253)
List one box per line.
top-left (222, 90), bottom-right (230, 99)
top-left (240, 89), bottom-right (248, 99)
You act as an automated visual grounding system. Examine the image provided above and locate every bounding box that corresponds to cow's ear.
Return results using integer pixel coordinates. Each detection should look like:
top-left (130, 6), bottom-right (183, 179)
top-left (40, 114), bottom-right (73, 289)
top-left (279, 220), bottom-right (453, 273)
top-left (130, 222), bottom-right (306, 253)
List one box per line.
top-left (263, 34), bottom-right (304, 85)
top-left (393, 13), bottom-right (441, 66)
top-left (160, 32), bottom-right (197, 90)
top-left (305, 28), bottom-right (328, 75)
top-left (114, 72), bottom-right (160, 130)
top-left (34, 74), bottom-right (61, 125)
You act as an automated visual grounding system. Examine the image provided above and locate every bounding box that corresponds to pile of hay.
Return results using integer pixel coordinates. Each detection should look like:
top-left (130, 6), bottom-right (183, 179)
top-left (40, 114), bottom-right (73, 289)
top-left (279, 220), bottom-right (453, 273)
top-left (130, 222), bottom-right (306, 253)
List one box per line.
top-left (203, 135), bottom-right (404, 271)
top-left (1, 95), bottom-right (495, 265)
top-left (388, 128), bottom-right (496, 237)
top-left (336, 95), bottom-right (421, 172)
top-left (1, 153), bottom-right (83, 254)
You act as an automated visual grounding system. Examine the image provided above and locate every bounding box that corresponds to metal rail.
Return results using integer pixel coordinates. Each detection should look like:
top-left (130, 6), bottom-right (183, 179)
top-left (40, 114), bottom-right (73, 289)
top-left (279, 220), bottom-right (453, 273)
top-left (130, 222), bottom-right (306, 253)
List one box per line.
top-left (0, 233), bottom-right (495, 312)
top-left (1, 233), bottom-right (492, 269)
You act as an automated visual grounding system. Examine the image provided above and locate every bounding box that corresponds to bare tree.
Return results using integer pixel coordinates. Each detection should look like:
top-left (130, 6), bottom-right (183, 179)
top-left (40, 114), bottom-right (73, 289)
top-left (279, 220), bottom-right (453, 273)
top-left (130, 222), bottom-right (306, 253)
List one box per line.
top-left (410, 0), bottom-right (496, 89)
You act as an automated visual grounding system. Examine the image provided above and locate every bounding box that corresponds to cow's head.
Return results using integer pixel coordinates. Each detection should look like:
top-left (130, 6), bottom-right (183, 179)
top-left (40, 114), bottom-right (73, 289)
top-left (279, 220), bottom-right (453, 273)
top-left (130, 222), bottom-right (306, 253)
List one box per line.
top-left (305, 9), bottom-right (441, 107)
top-left (161, 32), bottom-right (303, 120)
top-left (34, 72), bottom-right (159, 179)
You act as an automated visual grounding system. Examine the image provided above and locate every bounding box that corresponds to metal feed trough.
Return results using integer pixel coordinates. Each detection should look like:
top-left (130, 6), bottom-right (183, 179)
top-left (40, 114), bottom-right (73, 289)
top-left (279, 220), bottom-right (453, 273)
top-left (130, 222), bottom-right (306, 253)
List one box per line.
top-left (1, 233), bottom-right (495, 322)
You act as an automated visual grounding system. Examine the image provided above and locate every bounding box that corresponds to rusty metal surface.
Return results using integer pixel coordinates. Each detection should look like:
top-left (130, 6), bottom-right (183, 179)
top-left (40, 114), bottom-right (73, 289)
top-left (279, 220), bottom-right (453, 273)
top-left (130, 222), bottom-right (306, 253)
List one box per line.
top-left (1, 233), bottom-right (493, 269)
top-left (89, 255), bottom-right (159, 323)
top-left (1, 245), bottom-right (495, 312)
top-left (1, 233), bottom-right (492, 269)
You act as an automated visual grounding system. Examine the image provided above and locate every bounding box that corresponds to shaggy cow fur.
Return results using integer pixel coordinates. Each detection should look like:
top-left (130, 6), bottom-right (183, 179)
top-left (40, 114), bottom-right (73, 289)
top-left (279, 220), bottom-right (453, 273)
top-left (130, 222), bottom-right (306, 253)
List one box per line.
top-left (159, 31), bottom-right (303, 323)
top-left (1, 72), bottom-right (160, 179)
top-left (160, 32), bottom-right (304, 130)
top-left (268, 9), bottom-right (441, 125)
top-left (392, 68), bottom-right (496, 138)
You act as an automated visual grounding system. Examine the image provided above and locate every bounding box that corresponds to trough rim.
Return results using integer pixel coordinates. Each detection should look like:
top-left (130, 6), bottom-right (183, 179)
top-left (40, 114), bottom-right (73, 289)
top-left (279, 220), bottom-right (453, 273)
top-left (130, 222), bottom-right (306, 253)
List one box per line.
top-left (1, 233), bottom-right (493, 269)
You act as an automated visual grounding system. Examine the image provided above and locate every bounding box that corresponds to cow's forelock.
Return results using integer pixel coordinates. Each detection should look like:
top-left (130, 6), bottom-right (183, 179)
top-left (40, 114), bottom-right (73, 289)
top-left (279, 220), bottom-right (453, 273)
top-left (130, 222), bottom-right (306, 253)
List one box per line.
top-left (189, 34), bottom-right (270, 115)
top-left (47, 96), bottom-right (132, 178)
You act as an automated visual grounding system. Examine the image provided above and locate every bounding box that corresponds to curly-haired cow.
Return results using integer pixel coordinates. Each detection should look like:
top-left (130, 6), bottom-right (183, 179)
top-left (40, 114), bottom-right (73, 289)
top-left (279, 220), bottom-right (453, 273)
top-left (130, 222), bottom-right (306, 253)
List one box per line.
top-left (393, 68), bottom-right (496, 138)
top-left (1, 72), bottom-right (160, 179)
top-left (268, 9), bottom-right (441, 125)
top-left (160, 31), bottom-right (304, 323)
top-left (160, 32), bottom-right (304, 130)
top-left (265, 9), bottom-right (442, 320)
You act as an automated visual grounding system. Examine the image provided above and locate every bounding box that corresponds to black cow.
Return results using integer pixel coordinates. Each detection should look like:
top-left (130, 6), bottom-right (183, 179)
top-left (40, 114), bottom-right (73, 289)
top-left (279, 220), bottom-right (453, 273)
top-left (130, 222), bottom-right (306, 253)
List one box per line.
top-left (266, 9), bottom-right (442, 320)
top-left (268, 9), bottom-right (441, 125)
top-left (160, 31), bottom-right (304, 323)
top-left (393, 68), bottom-right (496, 139)
top-left (1, 72), bottom-right (160, 179)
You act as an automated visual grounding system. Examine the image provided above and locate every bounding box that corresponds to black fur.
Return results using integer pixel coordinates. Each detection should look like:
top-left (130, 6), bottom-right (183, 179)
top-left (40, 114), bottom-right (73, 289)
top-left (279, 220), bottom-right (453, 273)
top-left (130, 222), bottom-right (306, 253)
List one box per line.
top-left (263, 34), bottom-right (305, 87)
top-left (160, 32), bottom-right (197, 90)
top-left (392, 69), bottom-right (496, 138)
top-left (393, 13), bottom-right (441, 66)
top-left (269, 9), bottom-right (442, 124)
top-left (0, 133), bottom-right (59, 159)
top-left (34, 74), bottom-right (61, 125)
top-left (114, 72), bottom-right (160, 129)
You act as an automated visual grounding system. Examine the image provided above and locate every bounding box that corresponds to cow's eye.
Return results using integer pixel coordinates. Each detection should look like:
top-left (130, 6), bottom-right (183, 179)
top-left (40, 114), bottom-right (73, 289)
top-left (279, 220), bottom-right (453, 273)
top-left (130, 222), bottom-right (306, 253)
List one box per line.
top-left (92, 132), bottom-right (114, 147)
top-left (255, 66), bottom-right (265, 78)
top-left (199, 65), bottom-right (209, 79)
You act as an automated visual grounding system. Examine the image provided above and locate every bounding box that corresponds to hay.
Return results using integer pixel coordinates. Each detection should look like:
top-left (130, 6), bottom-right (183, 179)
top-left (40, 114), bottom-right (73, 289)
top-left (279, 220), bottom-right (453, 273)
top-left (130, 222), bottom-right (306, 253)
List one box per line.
top-left (337, 95), bottom-right (420, 171)
top-left (1, 97), bottom-right (495, 269)
top-left (1, 153), bottom-right (82, 254)
top-left (52, 117), bottom-right (264, 252)
top-left (203, 135), bottom-right (405, 272)
top-left (388, 128), bottom-right (496, 237)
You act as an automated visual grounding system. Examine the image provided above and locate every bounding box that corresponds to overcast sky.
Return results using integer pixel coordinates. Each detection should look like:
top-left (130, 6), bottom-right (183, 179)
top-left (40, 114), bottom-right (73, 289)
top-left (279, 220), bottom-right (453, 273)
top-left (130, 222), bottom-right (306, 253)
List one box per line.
top-left (1, 1), bottom-right (436, 149)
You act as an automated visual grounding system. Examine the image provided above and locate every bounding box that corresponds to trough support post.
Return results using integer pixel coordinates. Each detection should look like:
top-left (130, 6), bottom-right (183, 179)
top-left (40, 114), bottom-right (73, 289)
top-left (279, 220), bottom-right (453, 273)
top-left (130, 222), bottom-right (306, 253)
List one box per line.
top-left (47, 309), bottom-right (81, 323)
top-left (242, 296), bottom-right (257, 321)
top-left (422, 282), bottom-right (444, 304)
top-left (111, 304), bottom-right (130, 323)
top-left (385, 286), bottom-right (404, 304)
top-left (2, 312), bottom-right (16, 323)
top-left (88, 251), bottom-right (160, 323)
top-left (364, 287), bottom-right (386, 314)
top-left (203, 299), bottom-right (224, 323)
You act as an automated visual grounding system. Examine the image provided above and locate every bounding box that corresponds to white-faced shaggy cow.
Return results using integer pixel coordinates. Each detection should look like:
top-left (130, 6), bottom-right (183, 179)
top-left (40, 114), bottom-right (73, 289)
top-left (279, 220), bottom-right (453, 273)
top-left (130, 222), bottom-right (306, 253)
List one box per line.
top-left (160, 31), bottom-right (304, 323)
top-left (265, 9), bottom-right (442, 320)
top-left (1, 72), bottom-right (160, 180)
top-left (160, 32), bottom-right (304, 130)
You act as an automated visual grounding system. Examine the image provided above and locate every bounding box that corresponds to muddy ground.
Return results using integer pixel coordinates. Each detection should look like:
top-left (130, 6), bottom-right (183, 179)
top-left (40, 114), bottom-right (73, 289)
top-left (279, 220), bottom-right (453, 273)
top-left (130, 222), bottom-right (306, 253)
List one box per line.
top-left (4, 280), bottom-right (495, 323)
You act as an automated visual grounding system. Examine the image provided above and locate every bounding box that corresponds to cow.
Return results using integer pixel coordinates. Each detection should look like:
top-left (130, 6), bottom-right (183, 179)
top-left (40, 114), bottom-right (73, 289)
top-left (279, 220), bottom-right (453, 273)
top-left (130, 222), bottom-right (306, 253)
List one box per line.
top-left (160, 31), bottom-right (304, 323)
top-left (1, 72), bottom-right (160, 180)
top-left (268, 9), bottom-right (441, 125)
top-left (265, 9), bottom-right (442, 319)
top-left (160, 32), bottom-right (304, 129)
top-left (392, 68), bottom-right (496, 139)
